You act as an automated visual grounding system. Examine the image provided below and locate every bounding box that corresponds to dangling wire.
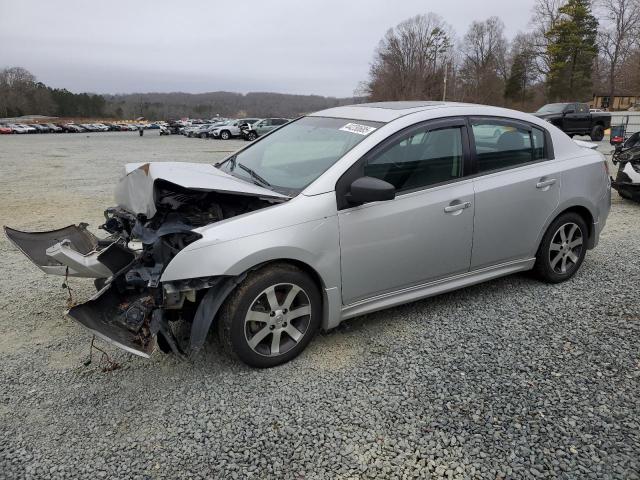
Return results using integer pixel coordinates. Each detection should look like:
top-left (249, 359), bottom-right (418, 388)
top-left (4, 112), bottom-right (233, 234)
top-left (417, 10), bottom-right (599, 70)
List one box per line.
top-left (84, 335), bottom-right (121, 372)
top-left (62, 266), bottom-right (75, 309)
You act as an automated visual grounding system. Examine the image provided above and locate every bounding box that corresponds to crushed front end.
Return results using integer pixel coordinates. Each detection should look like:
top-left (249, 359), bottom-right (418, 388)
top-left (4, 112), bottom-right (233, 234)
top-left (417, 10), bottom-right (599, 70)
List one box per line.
top-left (4, 162), bottom-right (286, 357)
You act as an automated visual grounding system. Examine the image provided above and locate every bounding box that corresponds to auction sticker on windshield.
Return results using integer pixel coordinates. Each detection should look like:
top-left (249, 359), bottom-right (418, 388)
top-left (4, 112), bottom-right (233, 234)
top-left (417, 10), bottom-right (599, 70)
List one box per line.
top-left (339, 123), bottom-right (377, 136)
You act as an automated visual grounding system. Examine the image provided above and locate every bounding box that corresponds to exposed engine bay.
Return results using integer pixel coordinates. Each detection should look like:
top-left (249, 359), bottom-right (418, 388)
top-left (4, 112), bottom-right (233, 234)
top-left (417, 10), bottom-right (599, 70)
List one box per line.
top-left (4, 162), bottom-right (287, 357)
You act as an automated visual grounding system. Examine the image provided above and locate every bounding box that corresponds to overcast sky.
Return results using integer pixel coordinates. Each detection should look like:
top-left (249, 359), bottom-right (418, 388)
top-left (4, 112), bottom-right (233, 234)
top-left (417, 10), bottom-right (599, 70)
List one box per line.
top-left (0, 0), bottom-right (537, 97)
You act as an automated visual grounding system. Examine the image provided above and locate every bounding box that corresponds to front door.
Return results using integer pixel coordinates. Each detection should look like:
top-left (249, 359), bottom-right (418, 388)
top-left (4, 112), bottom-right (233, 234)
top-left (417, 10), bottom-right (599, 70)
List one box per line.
top-left (468, 118), bottom-right (561, 269)
top-left (337, 119), bottom-right (475, 305)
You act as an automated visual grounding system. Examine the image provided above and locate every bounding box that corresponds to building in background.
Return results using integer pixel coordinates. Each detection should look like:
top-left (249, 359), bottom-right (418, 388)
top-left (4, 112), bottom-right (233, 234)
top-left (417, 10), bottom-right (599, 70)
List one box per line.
top-left (591, 92), bottom-right (640, 111)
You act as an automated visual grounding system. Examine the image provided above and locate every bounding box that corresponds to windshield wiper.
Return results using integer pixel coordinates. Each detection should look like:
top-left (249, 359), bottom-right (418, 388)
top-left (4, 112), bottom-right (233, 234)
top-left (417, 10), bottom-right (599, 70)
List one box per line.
top-left (236, 163), bottom-right (272, 188)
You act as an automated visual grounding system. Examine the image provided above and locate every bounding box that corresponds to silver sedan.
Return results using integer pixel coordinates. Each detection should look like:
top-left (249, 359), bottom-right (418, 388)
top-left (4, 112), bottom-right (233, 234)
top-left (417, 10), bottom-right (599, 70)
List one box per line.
top-left (5, 102), bottom-right (611, 367)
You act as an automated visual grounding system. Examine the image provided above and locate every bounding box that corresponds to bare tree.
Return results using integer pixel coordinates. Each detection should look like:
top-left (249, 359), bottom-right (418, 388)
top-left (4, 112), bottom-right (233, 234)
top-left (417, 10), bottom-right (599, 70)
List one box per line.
top-left (458, 17), bottom-right (508, 104)
top-left (365, 13), bottom-right (454, 101)
top-left (0, 67), bottom-right (37, 117)
top-left (529, 0), bottom-right (567, 76)
top-left (596, 0), bottom-right (640, 100)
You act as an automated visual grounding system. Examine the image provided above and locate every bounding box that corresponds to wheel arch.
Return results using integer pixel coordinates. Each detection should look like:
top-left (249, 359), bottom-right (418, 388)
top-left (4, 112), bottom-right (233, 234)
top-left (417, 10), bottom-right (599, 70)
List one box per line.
top-left (186, 254), bottom-right (339, 355)
top-left (229, 257), bottom-right (335, 331)
top-left (536, 204), bottom-right (596, 256)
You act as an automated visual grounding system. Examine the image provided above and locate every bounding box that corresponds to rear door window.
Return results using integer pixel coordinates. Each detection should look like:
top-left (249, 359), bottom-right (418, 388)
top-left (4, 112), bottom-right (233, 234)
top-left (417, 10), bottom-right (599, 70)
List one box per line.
top-left (471, 121), bottom-right (537, 173)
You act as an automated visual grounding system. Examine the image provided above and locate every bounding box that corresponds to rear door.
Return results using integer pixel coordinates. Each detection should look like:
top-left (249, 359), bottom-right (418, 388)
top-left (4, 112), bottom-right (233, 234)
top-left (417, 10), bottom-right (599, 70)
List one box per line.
top-left (572, 103), bottom-right (591, 132)
top-left (469, 118), bottom-right (561, 269)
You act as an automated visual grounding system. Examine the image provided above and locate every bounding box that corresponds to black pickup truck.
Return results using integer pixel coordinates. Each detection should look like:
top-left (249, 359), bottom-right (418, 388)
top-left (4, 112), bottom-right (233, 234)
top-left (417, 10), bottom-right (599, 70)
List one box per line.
top-left (533, 103), bottom-right (611, 141)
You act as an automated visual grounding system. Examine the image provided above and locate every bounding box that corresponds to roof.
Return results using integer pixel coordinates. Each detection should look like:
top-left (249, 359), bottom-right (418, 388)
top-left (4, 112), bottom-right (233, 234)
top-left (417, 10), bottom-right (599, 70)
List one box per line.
top-left (309, 101), bottom-right (476, 123)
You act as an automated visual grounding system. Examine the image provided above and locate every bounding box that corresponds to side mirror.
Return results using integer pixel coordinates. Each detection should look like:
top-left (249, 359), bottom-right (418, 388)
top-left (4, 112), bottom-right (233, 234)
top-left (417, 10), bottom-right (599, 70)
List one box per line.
top-left (564, 109), bottom-right (575, 115)
top-left (347, 176), bottom-right (395, 205)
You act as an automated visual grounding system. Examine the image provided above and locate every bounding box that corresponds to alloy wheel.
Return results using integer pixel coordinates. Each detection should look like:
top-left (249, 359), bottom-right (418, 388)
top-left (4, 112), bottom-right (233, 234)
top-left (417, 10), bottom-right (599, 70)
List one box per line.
top-left (244, 283), bottom-right (311, 357)
top-left (548, 222), bottom-right (583, 274)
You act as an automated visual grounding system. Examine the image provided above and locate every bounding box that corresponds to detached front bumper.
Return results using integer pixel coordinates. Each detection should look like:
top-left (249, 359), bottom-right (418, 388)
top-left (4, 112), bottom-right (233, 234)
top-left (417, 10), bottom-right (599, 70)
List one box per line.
top-left (4, 224), bottom-right (134, 277)
top-left (4, 224), bottom-right (159, 357)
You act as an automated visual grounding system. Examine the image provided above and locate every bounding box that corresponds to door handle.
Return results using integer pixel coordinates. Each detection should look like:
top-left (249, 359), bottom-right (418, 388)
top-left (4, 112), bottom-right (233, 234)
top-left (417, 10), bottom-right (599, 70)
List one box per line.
top-left (536, 178), bottom-right (557, 189)
top-left (444, 201), bottom-right (471, 214)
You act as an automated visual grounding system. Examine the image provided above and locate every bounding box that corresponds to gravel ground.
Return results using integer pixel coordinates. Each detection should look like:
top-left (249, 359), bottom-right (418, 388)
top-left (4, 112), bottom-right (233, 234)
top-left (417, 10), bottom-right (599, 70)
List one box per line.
top-left (0, 131), bottom-right (639, 480)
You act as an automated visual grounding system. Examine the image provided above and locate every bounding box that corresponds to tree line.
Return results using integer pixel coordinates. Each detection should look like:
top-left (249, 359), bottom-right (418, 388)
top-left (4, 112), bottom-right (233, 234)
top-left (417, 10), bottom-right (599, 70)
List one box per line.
top-left (0, 66), bottom-right (361, 120)
top-left (103, 91), bottom-right (362, 120)
top-left (0, 67), bottom-right (106, 118)
top-left (363, 0), bottom-right (640, 110)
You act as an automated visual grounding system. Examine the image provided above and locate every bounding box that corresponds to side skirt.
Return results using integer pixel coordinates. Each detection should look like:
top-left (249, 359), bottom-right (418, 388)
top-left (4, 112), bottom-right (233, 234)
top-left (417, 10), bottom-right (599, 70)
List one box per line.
top-left (340, 258), bottom-right (536, 321)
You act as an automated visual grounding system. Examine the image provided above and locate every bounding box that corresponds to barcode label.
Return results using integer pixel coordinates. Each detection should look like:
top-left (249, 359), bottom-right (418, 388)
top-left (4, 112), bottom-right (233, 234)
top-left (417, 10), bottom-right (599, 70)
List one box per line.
top-left (339, 123), bottom-right (377, 136)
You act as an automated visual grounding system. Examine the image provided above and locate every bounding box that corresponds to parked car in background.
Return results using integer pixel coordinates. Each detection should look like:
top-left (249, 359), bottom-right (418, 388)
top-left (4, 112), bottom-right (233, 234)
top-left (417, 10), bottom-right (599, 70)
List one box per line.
top-left (0, 124), bottom-right (13, 134)
top-left (611, 131), bottom-right (640, 202)
top-left (242, 118), bottom-right (290, 140)
top-left (534, 103), bottom-right (611, 141)
top-left (29, 124), bottom-right (50, 133)
top-left (186, 124), bottom-right (214, 138)
top-left (4, 102), bottom-right (611, 367)
top-left (10, 124), bottom-right (37, 134)
top-left (44, 123), bottom-right (62, 133)
top-left (210, 118), bottom-right (260, 139)
top-left (62, 124), bottom-right (85, 133)
top-left (200, 121), bottom-right (229, 138)
top-left (183, 124), bottom-right (204, 137)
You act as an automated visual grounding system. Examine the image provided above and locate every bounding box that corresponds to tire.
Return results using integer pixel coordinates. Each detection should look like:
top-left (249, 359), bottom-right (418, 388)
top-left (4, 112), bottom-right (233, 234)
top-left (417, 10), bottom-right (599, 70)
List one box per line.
top-left (533, 212), bottom-right (588, 283)
top-left (220, 130), bottom-right (231, 140)
top-left (200, 133), bottom-right (207, 139)
top-left (590, 125), bottom-right (604, 141)
top-left (218, 264), bottom-right (321, 368)
top-left (247, 131), bottom-right (258, 141)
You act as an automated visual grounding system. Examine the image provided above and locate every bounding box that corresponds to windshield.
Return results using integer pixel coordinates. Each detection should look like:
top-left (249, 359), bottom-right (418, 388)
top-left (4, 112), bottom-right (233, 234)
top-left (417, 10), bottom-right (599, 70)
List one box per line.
top-left (536, 103), bottom-right (567, 114)
top-left (218, 116), bottom-right (383, 195)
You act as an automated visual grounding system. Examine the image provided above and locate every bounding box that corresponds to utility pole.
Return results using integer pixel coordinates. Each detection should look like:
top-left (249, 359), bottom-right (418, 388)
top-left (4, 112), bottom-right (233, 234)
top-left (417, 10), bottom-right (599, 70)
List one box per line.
top-left (442, 62), bottom-right (448, 101)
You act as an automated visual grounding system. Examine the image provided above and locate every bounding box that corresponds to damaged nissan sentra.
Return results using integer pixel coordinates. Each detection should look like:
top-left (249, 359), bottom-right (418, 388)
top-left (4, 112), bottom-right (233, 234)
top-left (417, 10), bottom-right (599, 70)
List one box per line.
top-left (5, 102), bottom-right (611, 367)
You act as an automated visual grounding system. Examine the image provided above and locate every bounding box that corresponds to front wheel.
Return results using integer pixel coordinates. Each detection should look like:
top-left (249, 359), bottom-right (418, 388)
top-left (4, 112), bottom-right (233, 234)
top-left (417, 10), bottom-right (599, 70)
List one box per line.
top-left (220, 130), bottom-right (231, 140)
top-left (218, 264), bottom-right (321, 367)
top-left (590, 125), bottom-right (604, 141)
top-left (247, 131), bottom-right (258, 141)
top-left (533, 212), bottom-right (588, 283)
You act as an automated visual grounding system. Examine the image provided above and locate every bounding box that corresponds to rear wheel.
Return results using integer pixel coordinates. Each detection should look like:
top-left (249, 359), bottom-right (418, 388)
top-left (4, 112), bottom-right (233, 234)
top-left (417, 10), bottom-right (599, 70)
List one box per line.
top-left (218, 264), bottom-right (321, 367)
top-left (590, 125), bottom-right (604, 141)
top-left (533, 212), bottom-right (588, 283)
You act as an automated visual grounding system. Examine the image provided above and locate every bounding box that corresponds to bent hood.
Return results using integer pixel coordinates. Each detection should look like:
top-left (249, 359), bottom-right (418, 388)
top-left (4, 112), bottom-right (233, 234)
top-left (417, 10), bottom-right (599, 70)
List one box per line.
top-left (115, 162), bottom-right (288, 217)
